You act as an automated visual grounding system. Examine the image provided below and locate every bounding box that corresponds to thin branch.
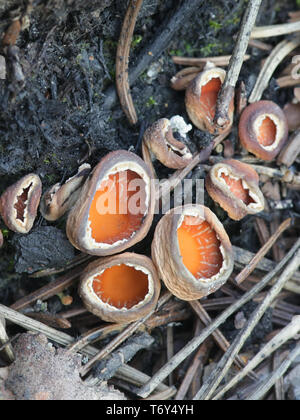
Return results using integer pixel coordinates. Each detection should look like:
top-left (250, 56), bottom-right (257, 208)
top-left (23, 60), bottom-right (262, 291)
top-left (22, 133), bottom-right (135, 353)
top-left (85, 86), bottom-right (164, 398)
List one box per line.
top-left (251, 21), bottom-right (300, 39)
top-left (213, 316), bottom-right (300, 400)
top-left (158, 128), bottom-right (231, 201)
top-left (235, 218), bottom-right (292, 285)
top-left (79, 292), bottom-right (172, 377)
top-left (0, 303), bottom-right (172, 393)
top-left (103, 0), bottom-right (205, 110)
top-left (249, 37), bottom-right (300, 103)
top-left (10, 266), bottom-right (83, 311)
top-left (246, 342), bottom-right (300, 400)
top-left (0, 316), bottom-right (14, 362)
top-left (214, 0), bottom-right (262, 128)
top-left (172, 54), bottom-right (250, 68)
top-left (189, 300), bottom-right (257, 378)
top-left (175, 338), bottom-right (213, 400)
top-left (193, 248), bottom-right (300, 400)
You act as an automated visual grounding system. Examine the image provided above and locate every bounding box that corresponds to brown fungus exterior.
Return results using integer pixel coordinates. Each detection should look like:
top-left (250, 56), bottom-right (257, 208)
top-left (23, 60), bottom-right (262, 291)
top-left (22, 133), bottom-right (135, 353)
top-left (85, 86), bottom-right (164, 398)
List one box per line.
top-left (239, 100), bottom-right (288, 161)
top-left (79, 253), bottom-right (161, 323)
top-left (151, 205), bottom-right (234, 301)
top-left (185, 66), bottom-right (234, 134)
top-left (143, 117), bottom-right (193, 169)
top-left (0, 229), bottom-right (3, 248)
top-left (66, 150), bottom-right (155, 256)
top-left (40, 164), bottom-right (91, 222)
top-left (0, 174), bottom-right (42, 234)
top-left (206, 159), bottom-right (265, 221)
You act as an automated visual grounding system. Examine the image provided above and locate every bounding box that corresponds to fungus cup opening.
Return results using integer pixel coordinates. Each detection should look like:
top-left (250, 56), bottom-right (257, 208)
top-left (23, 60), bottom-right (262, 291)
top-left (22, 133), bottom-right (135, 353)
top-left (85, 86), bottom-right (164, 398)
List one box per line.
top-left (88, 169), bottom-right (147, 246)
top-left (177, 215), bottom-right (223, 280)
top-left (199, 77), bottom-right (222, 120)
top-left (91, 263), bottom-right (150, 310)
top-left (219, 171), bottom-right (256, 206)
top-left (257, 116), bottom-right (277, 148)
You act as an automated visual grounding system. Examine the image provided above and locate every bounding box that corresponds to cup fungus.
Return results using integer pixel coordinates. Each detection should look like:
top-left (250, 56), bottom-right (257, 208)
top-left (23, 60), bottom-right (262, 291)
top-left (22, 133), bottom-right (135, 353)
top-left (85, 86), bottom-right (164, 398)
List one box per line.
top-left (79, 253), bottom-right (161, 323)
top-left (0, 230), bottom-right (3, 248)
top-left (151, 205), bottom-right (234, 301)
top-left (40, 164), bottom-right (91, 222)
top-left (185, 65), bottom-right (234, 134)
top-left (66, 150), bottom-right (155, 256)
top-left (143, 116), bottom-right (193, 169)
top-left (239, 100), bottom-right (288, 161)
top-left (0, 174), bottom-right (42, 234)
top-left (206, 159), bottom-right (265, 221)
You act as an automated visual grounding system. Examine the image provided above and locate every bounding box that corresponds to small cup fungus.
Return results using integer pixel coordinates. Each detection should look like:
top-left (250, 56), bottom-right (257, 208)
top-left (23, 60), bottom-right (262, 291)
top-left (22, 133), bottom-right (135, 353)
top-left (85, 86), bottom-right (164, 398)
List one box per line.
top-left (79, 253), bottom-right (161, 323)
top-left (151, 204), bottom-right (234, 301)
top-left (0, 229), bottom-right (3, 248)
top-left (143, 116), bottom-right (193, 169)
top-left (66, 150), bottom-right (155, 256)
top-left (40, 164), bottom-right (91, 222)
top-left (185, 65), bottom-right (234, 134)
top-left (239, 100), bottom-right (288, 161)
top-left (206, 159), bottom-right (265, 221)
top-left (0, 174), bottom-right (42, 234)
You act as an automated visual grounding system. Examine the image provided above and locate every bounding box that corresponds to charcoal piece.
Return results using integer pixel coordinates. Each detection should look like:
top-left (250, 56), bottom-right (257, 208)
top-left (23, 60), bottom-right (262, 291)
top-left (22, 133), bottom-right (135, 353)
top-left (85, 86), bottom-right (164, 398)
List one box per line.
top-left (13, 226), bottom-right (75, 274)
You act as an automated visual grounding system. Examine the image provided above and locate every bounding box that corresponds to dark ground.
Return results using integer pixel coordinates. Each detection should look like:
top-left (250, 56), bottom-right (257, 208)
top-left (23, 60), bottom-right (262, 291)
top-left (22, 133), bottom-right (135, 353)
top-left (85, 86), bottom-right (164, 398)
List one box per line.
top-left (0, 0), bottom-right (299, 397)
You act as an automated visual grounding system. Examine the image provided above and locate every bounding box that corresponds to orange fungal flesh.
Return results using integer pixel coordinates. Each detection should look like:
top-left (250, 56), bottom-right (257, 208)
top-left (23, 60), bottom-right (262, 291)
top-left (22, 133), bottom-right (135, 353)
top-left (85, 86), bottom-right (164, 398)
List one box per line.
top-left (89, 170), bottom-right (146, 244)
top-left (177, 216), bottom-right (223, 279)
top-left (200, 78), bottom-right (222, 120)
top-left (92, 264), bottom-right (149, 309)
top-left (220, 174), bottom-right (255, 206)
top-left (258, 117), bottom-right (277, 147)
top-left (14, 183), bottom-right (32, 222)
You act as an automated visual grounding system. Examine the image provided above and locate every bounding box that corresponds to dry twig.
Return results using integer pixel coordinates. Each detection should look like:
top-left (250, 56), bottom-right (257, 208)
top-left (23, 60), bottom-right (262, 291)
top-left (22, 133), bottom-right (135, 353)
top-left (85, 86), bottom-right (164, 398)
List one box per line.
top-left (0, 303), bottom-right (173, 394)
top-left (246, 342), bottom-right (300, 400)
top-left (214, 0), bottom-right (262, 128)
top-left (171, 54), bottom-right (250, 68)
top-left (79, 292), bottom-right (172, 377)
top-left (251, 21), bottom-right (300, 39)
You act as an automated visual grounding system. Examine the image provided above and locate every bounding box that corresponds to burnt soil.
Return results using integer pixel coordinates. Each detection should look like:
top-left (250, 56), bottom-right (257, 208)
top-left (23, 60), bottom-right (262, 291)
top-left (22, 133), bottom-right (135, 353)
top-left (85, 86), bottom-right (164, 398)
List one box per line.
top-left (0, 0), bottom-right (299, 396)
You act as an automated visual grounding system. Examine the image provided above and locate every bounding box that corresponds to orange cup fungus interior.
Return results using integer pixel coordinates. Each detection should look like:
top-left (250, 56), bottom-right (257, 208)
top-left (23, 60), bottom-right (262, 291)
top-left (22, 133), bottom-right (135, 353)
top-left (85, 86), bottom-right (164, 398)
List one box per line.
top-left (177, 215), bottom-right (223, 279)
top-left (200, 78), bottom-right (222, 120)
top-left (88, 170), bottom-right (146, 244)
top-left (220, 173), bottom-right (255, 206)
top-left (258, 117), bottom-right (277, 147)
top-left (92, 264), bottom-right (149, 309)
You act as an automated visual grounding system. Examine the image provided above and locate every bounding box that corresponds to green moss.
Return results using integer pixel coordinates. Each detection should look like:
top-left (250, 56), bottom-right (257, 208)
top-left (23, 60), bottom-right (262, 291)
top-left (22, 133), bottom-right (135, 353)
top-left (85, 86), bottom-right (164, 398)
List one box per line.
top-left (297, 0), bottom-right (300, 6)
top-left (146, 96), bottom-right (157, 107)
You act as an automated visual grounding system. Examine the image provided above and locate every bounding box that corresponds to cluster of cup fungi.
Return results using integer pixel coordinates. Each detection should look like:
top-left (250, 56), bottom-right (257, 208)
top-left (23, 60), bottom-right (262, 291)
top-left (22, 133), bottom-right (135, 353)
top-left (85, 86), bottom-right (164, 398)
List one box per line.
top-left (0, 62), bottom-right (290, 324)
